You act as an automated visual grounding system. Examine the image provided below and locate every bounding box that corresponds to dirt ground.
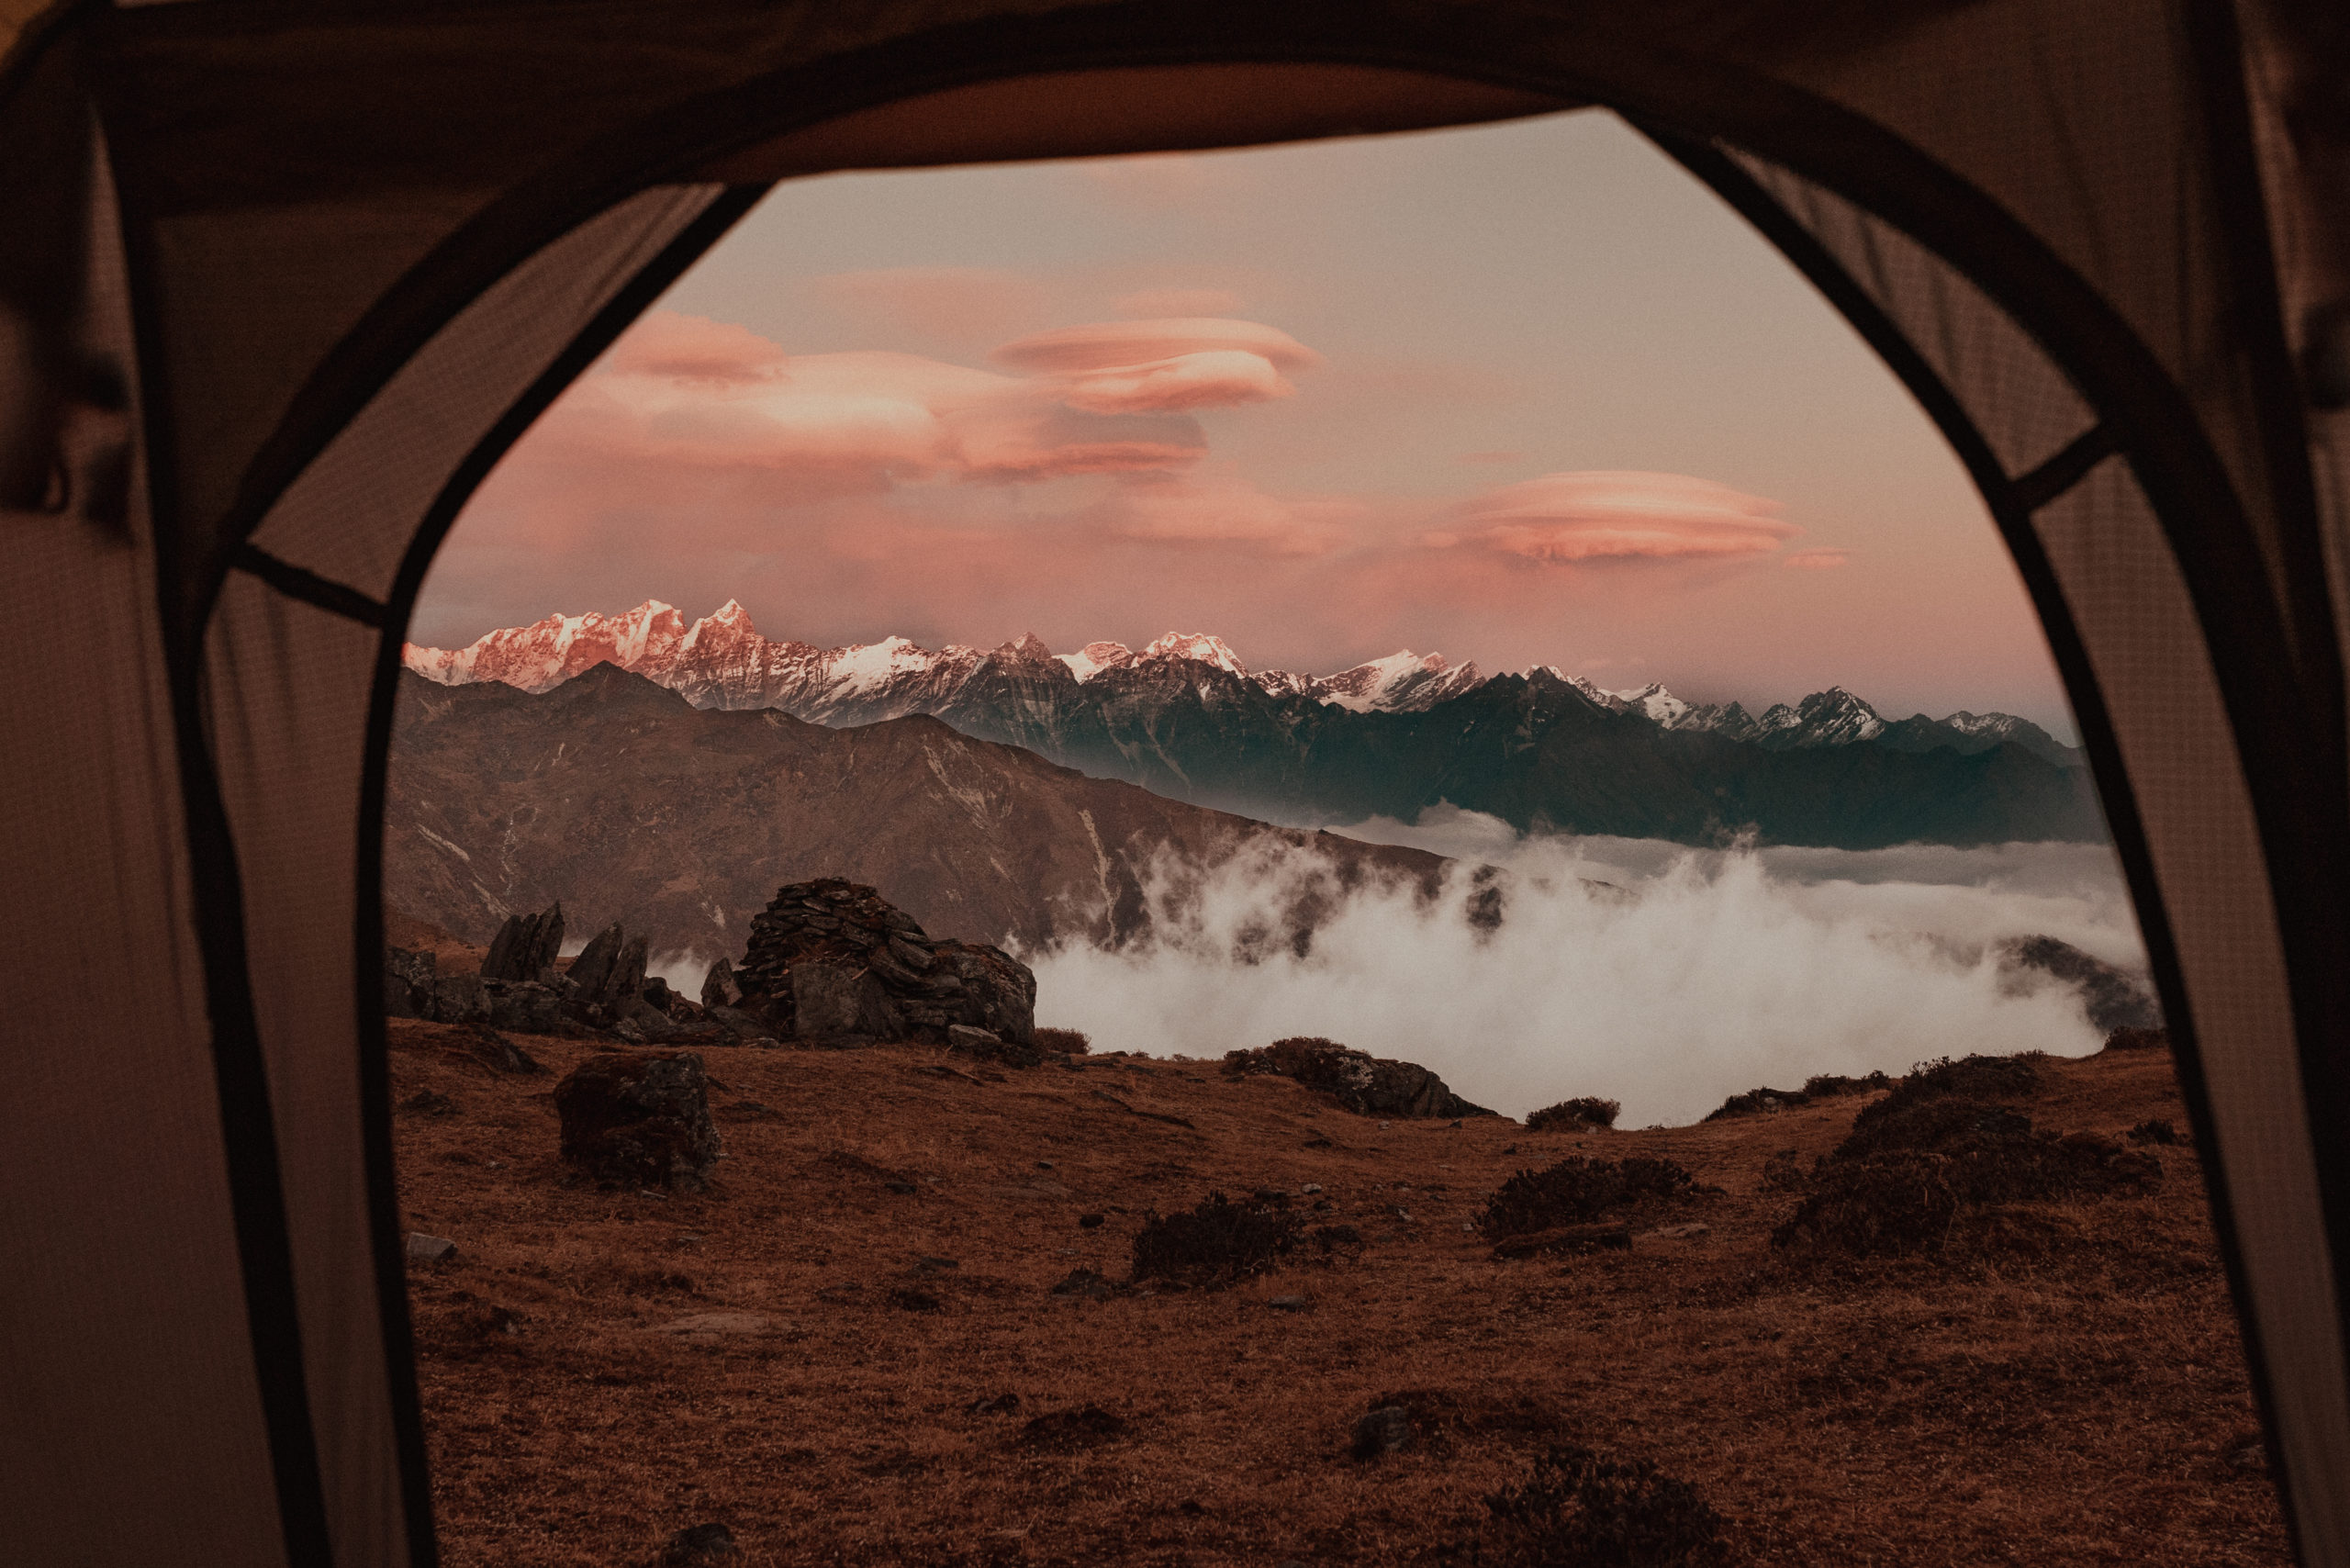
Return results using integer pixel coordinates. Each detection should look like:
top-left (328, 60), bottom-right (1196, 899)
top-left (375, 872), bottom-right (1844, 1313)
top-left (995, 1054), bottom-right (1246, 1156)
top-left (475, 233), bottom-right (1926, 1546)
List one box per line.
top-left (391, 1024), bottom-right (2288, 1566)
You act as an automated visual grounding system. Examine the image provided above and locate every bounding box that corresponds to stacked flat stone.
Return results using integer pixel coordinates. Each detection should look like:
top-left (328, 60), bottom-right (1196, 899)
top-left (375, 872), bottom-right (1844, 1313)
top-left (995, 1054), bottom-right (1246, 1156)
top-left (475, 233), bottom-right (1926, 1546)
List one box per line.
top-left (735, 878), bottom-right (1036, 1048)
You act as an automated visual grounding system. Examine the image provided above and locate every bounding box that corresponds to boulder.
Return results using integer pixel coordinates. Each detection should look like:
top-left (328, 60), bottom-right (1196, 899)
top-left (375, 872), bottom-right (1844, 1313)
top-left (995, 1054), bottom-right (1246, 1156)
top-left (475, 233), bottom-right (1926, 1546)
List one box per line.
top-left (432, 971), bottom-right (490, 1025)
top-left (733, 878), bottom-right (1038, 1050)
top-left (486, 980), bottom-right (563, 1035)
top-left (482, 902), bottom-right (564, 982)
top-left (384, 946), bottom-right (436, 1018)
top-left (567, 922), bottom-right (625, 1001)
top-left (948, 1023), bottom-right (1042, 1070)
top-left (701, 957), bottom-right (743, 1010)
top-left (554, 1051), bottom-right (721, 1190)
top-left (790, 961), bottom-right (901, 1042)
top-left (1222, 1036), bottom-right (1495, 1119)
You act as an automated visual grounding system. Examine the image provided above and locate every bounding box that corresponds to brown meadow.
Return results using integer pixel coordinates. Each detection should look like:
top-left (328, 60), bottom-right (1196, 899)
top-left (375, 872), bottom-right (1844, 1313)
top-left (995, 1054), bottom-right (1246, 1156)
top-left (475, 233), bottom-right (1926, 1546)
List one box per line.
top-left (392, 1023), bottom-right (2285, 1566)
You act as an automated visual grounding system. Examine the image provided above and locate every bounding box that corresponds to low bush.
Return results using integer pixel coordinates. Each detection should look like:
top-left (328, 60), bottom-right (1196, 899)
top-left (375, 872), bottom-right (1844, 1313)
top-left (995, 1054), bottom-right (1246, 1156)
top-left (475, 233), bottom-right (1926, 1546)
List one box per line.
top-left (1702, 1085), bottom-right (1807, 1121)
top-left (1475, 1443), bottom-right (1730, 1567)
top-left (1526, 1096), bottom-right (1622, 1132)
top-left (1475, 1156), bottom-right (1702, 1240)
top-left (1035, 1026), bottom-right (1091, 1054)
top-left (1771, 1154), bottom-right (1960, 1256)
top-left (1131, 1192), bottom-right (1303, 1288)
top-left (1828, 1093), bottom-right (2159, 1204)
top-left (2129, 1118), bottom-right (2183, 1147)
top-left (2103, 1025), bottom-right (2170, 1052)
top-left (1802, 1070), bottom-right (1891, 1099)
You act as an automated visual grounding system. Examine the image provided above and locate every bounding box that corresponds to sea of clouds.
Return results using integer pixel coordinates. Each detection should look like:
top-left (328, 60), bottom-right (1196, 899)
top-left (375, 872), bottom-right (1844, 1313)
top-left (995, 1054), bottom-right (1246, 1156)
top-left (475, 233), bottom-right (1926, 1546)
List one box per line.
top-left (1023, 806), bottom-right (2147, 1127)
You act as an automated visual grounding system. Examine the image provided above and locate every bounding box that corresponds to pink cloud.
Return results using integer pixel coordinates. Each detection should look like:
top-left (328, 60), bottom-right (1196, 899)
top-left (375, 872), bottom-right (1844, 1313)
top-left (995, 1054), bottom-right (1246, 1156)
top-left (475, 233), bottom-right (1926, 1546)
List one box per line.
top-left (811, 267), bottom-right (1048, 343)
top-left (991, 318), bottom-right (1321, 375)
top-left (990, 317), bottom-right (1321, 415)
top-left (1456, 449), bottom-right (1527, 466)
top-left (1092, 473), bottom-right (1360, 556)
top-left (1113, 286), bottom-right (1243, 317)
top-left (527, 313), bottom-right (1207, 497)
top-left (1784, 548), bottom-right (1850, 569)
top-left (1425, 472), bottom-right (1798, 563)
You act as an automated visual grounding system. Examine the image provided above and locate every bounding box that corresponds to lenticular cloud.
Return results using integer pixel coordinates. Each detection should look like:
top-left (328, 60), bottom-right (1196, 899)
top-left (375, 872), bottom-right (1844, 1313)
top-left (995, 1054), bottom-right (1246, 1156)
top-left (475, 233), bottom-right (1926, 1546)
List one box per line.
top-left (1023, 831), bottom-right (2143, 1127)
top-left (1426, 470), bottom-right (1799, 563)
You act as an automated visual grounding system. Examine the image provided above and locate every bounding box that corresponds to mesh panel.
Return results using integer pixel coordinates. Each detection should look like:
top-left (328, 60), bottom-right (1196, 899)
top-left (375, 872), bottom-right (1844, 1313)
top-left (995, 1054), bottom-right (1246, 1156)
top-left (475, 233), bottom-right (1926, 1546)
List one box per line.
top-left (0, 125), bottom-right (286, 1564)
top-left (204, 576), bottom-right (408, 1568)
top-left (2033, 456), bottom-right (2350, 1562)
top-left (251, 185), bottom-right (726, 599)
top-left (1727, 150), bottom-right (2098, 478)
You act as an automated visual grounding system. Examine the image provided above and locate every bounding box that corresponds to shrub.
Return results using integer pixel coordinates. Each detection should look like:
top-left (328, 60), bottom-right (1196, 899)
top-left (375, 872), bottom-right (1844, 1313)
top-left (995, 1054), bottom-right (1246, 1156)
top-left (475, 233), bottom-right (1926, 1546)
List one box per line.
top-left (1828, 1093), bottom-right (2159, 1204)
top-left (2128, 1118), bottom-right (2182, 1147)
top-left (1476, 1444), bottom-right (1730, 1567)
top-left (1475, 1156), bottom-right (1701, 1240)
top-left (1526, 1096), bottom-right (1622, 1132)
top-left (1131, 1192), bottom-right (1303, 1288)
top-left (2104, 1025), bottom-right (2169, 1052)
top-left (1772, 1154), bottom-right (1960, 1256)
top-left (1702, 1085), bottom-right (1807, 1122)
top-left (1802, 1070), bottom-right (1890, 1099)
top-left (1035, 1026), bottom-right (1091, 1054)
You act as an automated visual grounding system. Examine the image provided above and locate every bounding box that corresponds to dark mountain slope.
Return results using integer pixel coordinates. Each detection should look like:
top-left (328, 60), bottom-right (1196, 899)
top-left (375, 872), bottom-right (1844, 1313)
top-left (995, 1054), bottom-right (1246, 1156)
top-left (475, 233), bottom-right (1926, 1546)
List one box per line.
top-left (385, 666), bottom-right (1444, 958)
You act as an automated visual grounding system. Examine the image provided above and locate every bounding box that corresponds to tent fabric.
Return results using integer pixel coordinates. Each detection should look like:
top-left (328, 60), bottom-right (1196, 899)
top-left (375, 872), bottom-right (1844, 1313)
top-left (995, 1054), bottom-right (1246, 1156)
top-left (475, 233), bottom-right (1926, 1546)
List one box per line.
top-left (5, 2), bottom-right (2349, 1564)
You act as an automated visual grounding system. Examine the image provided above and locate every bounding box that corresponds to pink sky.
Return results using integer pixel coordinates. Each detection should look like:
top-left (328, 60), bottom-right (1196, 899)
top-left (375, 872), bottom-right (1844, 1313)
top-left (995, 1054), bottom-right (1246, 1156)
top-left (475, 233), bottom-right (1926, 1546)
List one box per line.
top-left (420, 111), bottom-right (2076, 733)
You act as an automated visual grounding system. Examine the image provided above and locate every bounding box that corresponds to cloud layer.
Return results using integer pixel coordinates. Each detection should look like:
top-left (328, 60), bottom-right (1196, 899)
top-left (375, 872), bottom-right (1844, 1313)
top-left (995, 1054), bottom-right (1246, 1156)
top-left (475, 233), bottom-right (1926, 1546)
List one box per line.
top-left (1024, 827), bottom-right (2142, 1126)
top-left (1426, 471), bottom-right (1799, 563)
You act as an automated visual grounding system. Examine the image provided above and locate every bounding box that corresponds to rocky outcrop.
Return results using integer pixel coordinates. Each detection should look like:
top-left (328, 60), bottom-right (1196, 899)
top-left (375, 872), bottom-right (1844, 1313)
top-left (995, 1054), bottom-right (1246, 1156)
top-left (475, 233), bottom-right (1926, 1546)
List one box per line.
top-left (483, 903), bottom-right (565, 981)
top-left (730, 877), bottom-right (1036, 1049)
top-left (384, 900), bottom-right (708, 1041)
top-left (554, 1051), bottom-right (720, 1190)
top-left (1222, 1036), bottom-right (1494, 1120)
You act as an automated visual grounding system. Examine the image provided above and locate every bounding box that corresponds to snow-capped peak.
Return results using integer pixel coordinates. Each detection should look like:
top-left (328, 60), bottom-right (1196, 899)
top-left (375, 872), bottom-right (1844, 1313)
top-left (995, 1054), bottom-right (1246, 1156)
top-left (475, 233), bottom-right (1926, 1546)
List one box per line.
top-left (1315, 650), bottom-right (1453, 712)
top-left (1058, 641), bottom-right (1136, 683)
top-left (1606, 681), bottom-right (1692, 727)
top-left (1142, 632), bottom-right (1248, 677)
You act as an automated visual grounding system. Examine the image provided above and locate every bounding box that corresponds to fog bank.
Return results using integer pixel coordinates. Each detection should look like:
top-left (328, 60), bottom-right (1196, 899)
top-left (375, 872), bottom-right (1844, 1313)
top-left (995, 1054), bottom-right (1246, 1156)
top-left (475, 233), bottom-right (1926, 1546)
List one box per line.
top-left (1024, 818), bottom-right (2145, 1126)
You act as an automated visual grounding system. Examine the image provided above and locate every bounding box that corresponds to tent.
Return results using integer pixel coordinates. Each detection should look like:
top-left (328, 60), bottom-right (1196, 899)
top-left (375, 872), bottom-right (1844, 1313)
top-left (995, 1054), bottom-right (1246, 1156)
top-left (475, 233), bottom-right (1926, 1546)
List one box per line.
top-left (4, 0), bottom-right (2346, 1561)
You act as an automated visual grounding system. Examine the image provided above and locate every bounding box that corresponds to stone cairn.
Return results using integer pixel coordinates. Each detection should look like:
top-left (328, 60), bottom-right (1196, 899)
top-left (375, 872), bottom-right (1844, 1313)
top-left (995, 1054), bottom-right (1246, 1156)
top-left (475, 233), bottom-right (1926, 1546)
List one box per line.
top-left (724, 878), bottom-right (1037, 1058)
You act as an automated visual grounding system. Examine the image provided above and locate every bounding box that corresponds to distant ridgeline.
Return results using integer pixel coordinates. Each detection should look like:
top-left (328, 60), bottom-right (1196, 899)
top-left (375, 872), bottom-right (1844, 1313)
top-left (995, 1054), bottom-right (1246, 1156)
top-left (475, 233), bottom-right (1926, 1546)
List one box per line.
top-left (405, 601), bottom-right (2103, 847)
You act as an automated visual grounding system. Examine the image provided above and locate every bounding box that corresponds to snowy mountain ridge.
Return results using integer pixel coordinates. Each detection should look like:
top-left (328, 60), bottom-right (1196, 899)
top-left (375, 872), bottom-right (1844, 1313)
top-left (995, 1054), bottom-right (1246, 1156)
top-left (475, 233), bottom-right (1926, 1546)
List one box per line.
top-left (403, 599), bottom-right (2075, 761)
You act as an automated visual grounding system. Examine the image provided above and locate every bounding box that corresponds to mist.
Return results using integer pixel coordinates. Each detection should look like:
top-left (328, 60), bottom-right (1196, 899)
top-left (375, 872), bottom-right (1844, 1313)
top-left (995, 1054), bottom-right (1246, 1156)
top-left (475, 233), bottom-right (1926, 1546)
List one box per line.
top-left (1024, 814), bottom-right (2145, 1127)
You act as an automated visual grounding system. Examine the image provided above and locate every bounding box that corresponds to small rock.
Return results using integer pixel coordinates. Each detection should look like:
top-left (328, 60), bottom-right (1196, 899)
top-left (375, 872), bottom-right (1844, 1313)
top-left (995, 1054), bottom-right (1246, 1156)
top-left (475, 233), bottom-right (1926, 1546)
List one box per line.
top-left (1351, 1405), bottom-right (1416, 1459)
top-left (1079, 1213), bottom-right (1105, 1229)
top-left (659, 1521), bottom-right (741, 1565)
top-left (397, 1090), bottom-right (457, 1117)
top-left (1267, 1294), bottom-right (1310, 1312)
top-left (968, 1392), bottom-right (1022, 1416)
top-left (1302, 1183), bottom-right (1323, 1194)
top-left (912, 1255), bottom-right (959, 1274)
top-left (405, 1233), bottom-right (457, 1263)
top-left (1050, 1267), bottom-right (1118, 1300)
top-left (460, 1023), bottom-right (546, 1076)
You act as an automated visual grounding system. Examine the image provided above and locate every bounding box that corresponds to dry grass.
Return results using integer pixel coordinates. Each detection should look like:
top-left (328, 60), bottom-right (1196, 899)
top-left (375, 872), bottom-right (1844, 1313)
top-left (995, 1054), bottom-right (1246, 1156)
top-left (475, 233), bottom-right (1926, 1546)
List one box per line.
top-left (391, 1025), bottom-right (2286, 1566)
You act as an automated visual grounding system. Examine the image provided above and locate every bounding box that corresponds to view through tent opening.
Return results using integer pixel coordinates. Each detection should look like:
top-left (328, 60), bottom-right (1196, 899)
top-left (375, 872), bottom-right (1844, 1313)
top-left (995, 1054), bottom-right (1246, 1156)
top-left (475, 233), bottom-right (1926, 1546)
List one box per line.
top-left (378, 109), bottom-right (2285, 1564)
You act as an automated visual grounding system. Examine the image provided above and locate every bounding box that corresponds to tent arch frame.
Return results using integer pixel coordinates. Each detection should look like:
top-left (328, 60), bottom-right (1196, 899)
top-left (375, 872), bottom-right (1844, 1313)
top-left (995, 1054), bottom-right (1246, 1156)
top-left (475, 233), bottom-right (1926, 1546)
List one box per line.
top-left (24, 3), bottom-right (2335, 1562)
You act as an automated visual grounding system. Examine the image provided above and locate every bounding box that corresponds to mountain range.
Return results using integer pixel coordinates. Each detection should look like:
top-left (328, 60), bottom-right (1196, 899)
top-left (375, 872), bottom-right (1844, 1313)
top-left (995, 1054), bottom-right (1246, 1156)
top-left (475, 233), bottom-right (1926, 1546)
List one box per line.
top-left (403, 601), bottom-right (2103, 847)
top-left (386, 664), bottom-right (1447, 957)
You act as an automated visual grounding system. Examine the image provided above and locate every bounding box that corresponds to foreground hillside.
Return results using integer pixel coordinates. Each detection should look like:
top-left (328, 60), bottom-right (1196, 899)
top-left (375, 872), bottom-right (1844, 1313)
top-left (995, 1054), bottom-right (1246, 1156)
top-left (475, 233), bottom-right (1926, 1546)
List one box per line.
top-left (386, 664), bottom-right (1442, 954)
top-left (395, 1031), bottom-right (2283, 1567)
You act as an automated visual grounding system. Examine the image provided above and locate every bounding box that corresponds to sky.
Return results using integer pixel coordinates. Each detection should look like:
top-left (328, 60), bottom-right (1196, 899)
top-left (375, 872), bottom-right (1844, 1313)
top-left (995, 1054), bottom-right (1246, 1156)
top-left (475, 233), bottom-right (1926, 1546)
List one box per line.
top-left (416, 108), bottom-right (2077, 734)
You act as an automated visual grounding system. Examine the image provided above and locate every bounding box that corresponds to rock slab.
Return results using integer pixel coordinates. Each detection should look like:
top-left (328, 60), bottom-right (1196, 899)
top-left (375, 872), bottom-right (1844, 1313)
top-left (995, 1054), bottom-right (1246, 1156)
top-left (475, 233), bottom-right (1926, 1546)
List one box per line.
top-left (1222, 1036), bottom-right (1494, 1119)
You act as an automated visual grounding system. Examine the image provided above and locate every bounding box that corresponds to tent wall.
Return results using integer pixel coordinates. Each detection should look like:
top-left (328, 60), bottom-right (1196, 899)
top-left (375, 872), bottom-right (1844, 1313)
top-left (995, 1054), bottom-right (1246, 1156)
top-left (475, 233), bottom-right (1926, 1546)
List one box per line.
top-left (6, 3), bottom-right (2348, 1565)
